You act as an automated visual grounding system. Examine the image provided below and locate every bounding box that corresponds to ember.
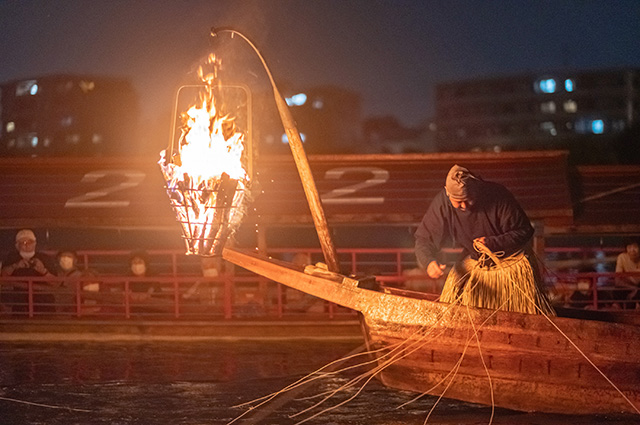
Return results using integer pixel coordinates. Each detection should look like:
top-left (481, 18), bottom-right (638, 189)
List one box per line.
top-left (159, 54), bottom-right (250, 256)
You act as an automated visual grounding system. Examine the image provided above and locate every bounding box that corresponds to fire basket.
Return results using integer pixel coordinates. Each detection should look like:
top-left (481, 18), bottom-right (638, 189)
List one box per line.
top-left (158, 54), bottom-right (251, 256)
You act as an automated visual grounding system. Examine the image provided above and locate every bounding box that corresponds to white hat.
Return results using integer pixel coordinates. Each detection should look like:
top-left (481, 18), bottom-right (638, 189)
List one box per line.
top-left (15, 229), bottom-right (36, 242)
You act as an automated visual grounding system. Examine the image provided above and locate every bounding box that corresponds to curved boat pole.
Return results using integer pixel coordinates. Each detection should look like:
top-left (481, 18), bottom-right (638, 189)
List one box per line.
top-left (211, 28), bottom-right (340, 273)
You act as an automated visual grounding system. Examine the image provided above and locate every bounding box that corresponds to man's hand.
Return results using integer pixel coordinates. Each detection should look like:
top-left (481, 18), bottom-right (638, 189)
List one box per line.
top-left (31, 258), bottom-right (49, 275)
top-left (473, 236), bottom-right (487, 246)
top-left (427, 261), bottom-right (446, 279)
top-left (17, 258), bottom-right (32, 269)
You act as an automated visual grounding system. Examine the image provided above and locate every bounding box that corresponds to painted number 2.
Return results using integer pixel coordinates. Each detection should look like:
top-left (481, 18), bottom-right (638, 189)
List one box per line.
top-left (321, 167), bottom-right (389, 204)
top-left (65, 170), bottom-right (145, 208)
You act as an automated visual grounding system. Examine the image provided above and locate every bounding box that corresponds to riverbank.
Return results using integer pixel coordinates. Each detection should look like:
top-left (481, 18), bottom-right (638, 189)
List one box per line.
top-left (0, 318), bottom-right (363, 342)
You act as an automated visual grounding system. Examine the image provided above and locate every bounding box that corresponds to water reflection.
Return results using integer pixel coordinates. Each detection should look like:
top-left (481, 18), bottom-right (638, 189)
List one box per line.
top-left (0, 341), bottom-right (634, 424)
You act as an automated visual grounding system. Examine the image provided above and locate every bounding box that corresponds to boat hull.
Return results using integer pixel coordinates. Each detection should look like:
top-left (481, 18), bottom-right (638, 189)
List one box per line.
top-left (360, 297), bottom-right (640, 414)
top-left (222, 247), bottom-right (640, 415)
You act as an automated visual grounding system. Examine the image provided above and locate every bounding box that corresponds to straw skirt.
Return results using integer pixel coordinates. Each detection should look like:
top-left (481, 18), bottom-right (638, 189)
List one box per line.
top-left (439, 252), bottom-right (555, 315)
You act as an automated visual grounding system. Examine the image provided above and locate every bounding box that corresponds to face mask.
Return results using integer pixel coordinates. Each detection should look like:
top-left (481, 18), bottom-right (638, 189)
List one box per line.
top-left (20, 250), bottom-right (35, 260)
top-left (131, 264), bottom-right (146, 276)
top-left (59, 256), bottom-right (75, 271)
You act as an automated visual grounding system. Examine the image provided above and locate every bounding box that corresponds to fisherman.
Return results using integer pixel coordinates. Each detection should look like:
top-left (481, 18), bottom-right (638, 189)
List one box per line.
top-left (414, 165), bottom-right (554, 315)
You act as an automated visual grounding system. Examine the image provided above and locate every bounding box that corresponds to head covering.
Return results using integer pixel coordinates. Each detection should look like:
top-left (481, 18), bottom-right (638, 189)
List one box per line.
top-left (445, 165), bottom-right (476, 201)
top-left (57, 249), bottom-right (77, 260)
top-left (15, 229), bottom-right (36, 242)
top-left (129, 250), bottom-right (149, 265)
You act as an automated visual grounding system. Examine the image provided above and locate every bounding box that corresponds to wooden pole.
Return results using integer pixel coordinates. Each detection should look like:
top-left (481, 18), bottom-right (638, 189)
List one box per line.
top-left (272, 93), bottom-right (341, 272)
top-left (212, 29), bottom-right (340, 273)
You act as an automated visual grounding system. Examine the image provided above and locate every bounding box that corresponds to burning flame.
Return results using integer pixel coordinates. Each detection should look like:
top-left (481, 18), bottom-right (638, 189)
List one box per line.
top-left (159, 55), bottom-right (250, 256)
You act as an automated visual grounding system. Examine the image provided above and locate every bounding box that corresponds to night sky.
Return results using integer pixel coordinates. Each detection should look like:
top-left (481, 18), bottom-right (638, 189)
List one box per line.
top-left (1, 0), bottom-right (639, 128)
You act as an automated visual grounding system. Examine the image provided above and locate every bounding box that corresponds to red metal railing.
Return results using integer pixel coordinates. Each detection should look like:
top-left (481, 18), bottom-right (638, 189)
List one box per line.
top-left (0, 274), bottom-right (355, 320)
top-left (0, 246), bottom-right (637, 319)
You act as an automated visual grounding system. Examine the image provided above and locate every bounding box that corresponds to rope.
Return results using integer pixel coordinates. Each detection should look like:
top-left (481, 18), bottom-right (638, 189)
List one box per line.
top-left (465, 303), bottom-right (495, 425)
top-left (0, 396), bottom-right (91, 413)
top-left (392, 271), bottom-right (504, 425)
top-left (289, 304), bottom-right (466, 423)
top-left (227, 344), bottom-right (374, 423)
top-left (232, 243), bottom-right (638, 422)
top-left (478, 242), bottom-right (640, 415)
top-left (230, 274), bottom-right (482, 424)
top-left (510, 272), bottom-right (640, 414)
top-left (229, 318), bottom-right (449, 425)
top-left (473, 239), bottom-right (504, 266)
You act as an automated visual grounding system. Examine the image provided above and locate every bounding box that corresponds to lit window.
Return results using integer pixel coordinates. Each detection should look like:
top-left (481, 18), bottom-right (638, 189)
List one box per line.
top-left (66, 134), bottom-right (81, 144)
top-left (92, 134), bottom-right (103, 144)
top-left (281, 132), bottom-right (306, 143)
top-left (16, 80), bottom-right (38, 96)
top-left (312, 99), bottom-right (324, 109)
top-left (536, 78), bottom-right (556, 94)
top-left (574, 118), bottom-right (588, 134)
top-left (30, 136), bottom-right (38, 148)
top-left (540, 101), bottom-right (556, 113)
top-left (285, 93), bottom-right (307, 106)
top-left (564, 79), bottom-right (575, 92)
top-left (574, 117), bottom-right (607, 135)
top-left (540, 121), bottom-right (557, 136)
top-left (591, 120), bottom-right (604, 134)
top-left (563, 100), bottom-right (577, 113)
top-left (79, 80), bottom-right (95, 93)
top-left (6, 122), bottom-right (15, 133)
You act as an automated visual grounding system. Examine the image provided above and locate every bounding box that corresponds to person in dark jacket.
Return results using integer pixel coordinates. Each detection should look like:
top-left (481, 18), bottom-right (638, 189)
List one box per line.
top-left (54, 249), bottom-right (84, 312)
top-left (414, 165), bottom-right (554, 315)
top-left (1, 229), bottom-right (56, 313)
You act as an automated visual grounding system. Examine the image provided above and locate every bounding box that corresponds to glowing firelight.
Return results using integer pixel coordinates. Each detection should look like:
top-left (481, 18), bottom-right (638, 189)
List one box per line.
top-left (158, 54), bottom-right (250, 256)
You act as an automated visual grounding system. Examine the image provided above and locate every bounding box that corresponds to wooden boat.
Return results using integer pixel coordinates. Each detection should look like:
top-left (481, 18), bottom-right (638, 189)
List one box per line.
top-left (222, 246), bottom-right (640, 415)
top-left (168, 37), bottom-right (639, 414)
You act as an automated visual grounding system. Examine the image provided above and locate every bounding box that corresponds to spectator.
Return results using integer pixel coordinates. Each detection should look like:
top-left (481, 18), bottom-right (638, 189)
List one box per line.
top-left (1, 229), bottom-right (56, 313)
top-left (568, 279), bottom-right (594, 310)
top-left (615, 239), bottom-right (640, 306)
top-left (127, 251), bottom-right (161, 299)
top-left (54, 249), bottom-right (83, 312)
top-left (201, 255), bottom-right (222, 279)
top-left (183, 256), bottom-right (223, 303)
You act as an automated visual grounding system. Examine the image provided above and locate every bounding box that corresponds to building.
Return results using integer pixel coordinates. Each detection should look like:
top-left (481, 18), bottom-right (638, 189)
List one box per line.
top-left (0, 75), bottom-right (139, 157)
top-left (257, 85), bottom-right (363, 155)
top-left (435, 68), bottom-right (640, 164)
top-left (362, 115), bottom-right (435, 154)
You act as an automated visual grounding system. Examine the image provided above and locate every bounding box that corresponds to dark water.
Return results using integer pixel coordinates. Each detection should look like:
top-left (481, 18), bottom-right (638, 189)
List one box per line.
top-left (0, 341), bottom-right (636, 425)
